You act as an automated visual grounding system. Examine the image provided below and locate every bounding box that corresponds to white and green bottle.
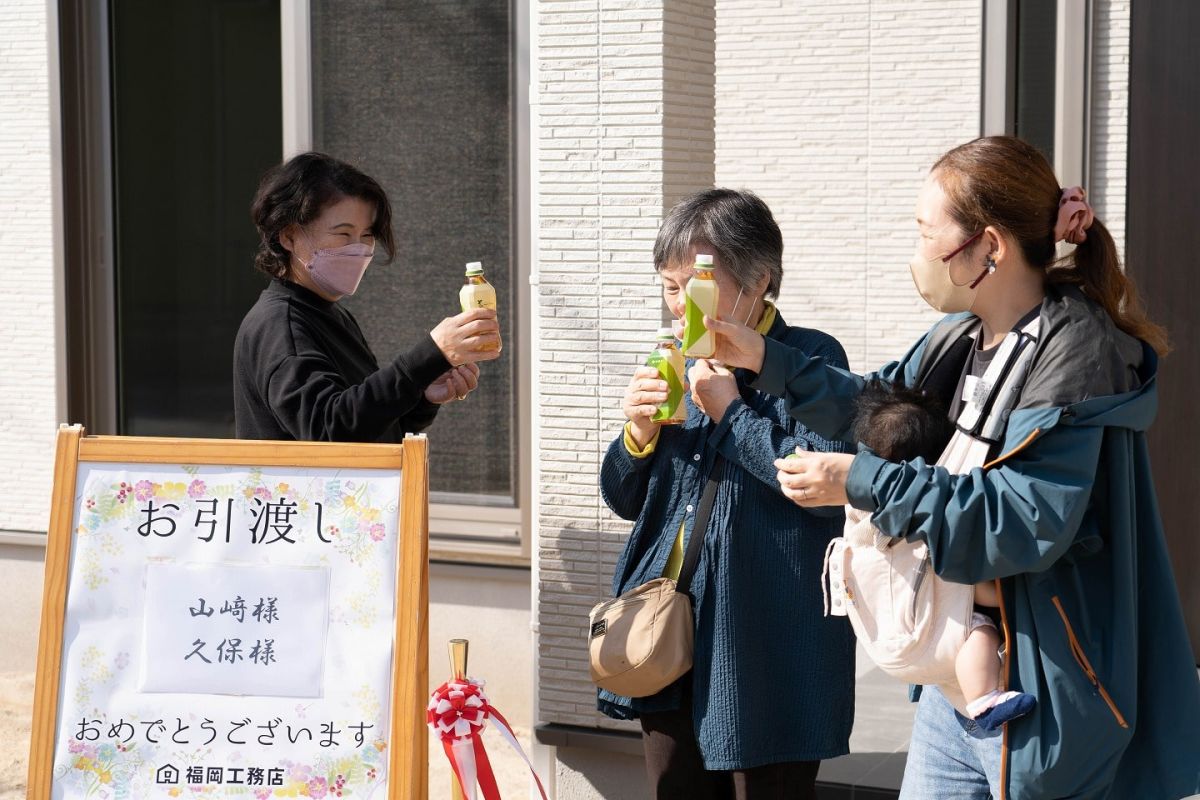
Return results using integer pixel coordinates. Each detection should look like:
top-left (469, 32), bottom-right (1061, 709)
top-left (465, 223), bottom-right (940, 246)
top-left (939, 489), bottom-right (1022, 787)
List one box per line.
top-left (647, 327), bottom-right (687, 425)
top-left (459, 261), bottom-right (502, 352)
top-left (681, 254), bottom-right (719, 358)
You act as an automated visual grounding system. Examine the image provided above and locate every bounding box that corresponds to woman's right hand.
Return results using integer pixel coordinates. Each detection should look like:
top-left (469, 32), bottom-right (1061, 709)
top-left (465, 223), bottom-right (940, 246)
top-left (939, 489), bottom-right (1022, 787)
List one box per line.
top-left (431, 309), bottom-right (502, 366)
top-left (623, 366), bottom-right (668, 448)
top-left (703, 315), bottom-right (766, 372)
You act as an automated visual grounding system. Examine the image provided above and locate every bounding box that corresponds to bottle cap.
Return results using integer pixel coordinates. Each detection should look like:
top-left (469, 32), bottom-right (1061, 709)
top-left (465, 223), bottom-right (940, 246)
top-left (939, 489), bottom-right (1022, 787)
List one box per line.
top-left (655, 327), bottom-right (675, 341)
top-left (694, 254), bottom-right (715, 267)
top-left (465, 261), bottom-right (484, 276)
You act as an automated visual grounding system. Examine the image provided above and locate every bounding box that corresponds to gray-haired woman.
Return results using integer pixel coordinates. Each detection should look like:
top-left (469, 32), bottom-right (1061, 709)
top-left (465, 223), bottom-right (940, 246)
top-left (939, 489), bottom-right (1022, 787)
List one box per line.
top-left (598, 189), bottom-right (857, 799)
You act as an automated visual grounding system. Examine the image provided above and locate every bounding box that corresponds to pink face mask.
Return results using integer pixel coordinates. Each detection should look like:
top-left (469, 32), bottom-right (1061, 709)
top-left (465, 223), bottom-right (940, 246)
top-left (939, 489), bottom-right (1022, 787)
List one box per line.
top-left (301, 238), bottom-right (374, 297)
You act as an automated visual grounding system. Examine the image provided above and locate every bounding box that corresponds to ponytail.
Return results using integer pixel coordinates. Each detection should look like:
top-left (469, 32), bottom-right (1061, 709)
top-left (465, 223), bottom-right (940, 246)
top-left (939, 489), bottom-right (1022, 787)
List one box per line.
top-left (934, 136), bottom-right (1170, 357)
top-left (1047, 219), bottom-right (1171, 356)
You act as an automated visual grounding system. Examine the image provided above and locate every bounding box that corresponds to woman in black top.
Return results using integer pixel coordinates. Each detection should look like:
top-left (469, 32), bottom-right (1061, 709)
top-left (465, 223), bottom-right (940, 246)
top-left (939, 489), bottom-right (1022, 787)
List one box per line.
top-left (234, 152), bottom-right (500, 442)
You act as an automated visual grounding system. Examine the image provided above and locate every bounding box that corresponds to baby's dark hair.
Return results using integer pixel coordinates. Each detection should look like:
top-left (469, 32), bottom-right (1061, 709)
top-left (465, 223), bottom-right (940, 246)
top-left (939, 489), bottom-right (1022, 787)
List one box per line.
top-left (852, 379), bottom-right (955, 463)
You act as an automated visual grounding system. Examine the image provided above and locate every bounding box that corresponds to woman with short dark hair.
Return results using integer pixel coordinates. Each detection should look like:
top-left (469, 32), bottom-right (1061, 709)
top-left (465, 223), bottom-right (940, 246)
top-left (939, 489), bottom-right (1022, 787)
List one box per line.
top-left (234, 152), bottom-right (499, 442)
top-left (600, 189), bottom-right (856, 799)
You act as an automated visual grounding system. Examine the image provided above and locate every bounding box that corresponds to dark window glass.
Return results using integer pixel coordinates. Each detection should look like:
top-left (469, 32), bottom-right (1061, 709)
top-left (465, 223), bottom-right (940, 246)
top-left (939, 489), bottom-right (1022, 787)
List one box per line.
top-left (111, 0), bottom-right (282, 437)
top-left (311, 0), bottom-right (515, 500)
top-left (1014, 0), bottom-right (1057, 162)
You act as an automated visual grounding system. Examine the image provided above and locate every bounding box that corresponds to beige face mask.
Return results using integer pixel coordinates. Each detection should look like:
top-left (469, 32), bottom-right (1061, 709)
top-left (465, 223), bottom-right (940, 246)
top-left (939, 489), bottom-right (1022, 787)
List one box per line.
top-left (908, 231), bottom-right (991, 314)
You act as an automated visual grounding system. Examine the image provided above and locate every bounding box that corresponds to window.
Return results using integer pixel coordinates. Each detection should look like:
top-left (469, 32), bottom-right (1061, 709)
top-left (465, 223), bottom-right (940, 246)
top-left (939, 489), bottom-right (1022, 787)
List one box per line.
top-left (311, 0), bottom-right (515, 501)
top-left (308, 0), bottom-right (527, 560)
top-left (981, 0), bottom-right (1089, 186)
top-left (108, 0), bottom-right (282, 438)
top-left (1013, 0), bottom-right (1057, 162)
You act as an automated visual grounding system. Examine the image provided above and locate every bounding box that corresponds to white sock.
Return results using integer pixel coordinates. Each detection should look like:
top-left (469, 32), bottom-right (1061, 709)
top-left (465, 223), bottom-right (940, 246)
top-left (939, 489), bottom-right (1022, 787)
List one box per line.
top-left (966, 690), bottom-right (1004, 718)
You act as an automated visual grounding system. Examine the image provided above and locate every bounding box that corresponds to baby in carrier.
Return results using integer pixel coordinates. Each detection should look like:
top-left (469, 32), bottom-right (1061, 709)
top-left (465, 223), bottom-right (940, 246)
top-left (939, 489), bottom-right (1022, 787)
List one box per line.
top-left (851, 379), bottom-right (1035, 731)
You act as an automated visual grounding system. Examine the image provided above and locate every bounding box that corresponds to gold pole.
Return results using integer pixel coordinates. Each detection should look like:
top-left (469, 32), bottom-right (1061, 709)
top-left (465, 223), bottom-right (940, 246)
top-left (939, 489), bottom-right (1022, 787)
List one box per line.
top-left (448, 639), bottom-right (469, 800)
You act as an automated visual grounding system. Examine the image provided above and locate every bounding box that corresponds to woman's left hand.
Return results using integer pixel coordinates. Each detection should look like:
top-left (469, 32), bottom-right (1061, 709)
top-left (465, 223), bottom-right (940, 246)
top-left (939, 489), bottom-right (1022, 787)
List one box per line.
top-left (688, 359), bottom-right (739, 421)
top-left (424, 363), bottom-right (481, 405)
top-left (774, 449), bottom-right (855, 507)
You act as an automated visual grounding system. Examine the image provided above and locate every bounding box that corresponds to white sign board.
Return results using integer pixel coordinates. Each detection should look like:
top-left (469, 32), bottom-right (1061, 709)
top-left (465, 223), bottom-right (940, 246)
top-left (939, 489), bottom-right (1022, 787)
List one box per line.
top-left (52, 462), bottom-right (402, 798)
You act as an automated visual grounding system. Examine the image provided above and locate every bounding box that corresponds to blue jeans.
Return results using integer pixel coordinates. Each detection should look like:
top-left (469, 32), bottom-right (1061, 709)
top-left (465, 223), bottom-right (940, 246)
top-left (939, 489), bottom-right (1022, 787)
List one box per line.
top-left (899, 685), bottom-right (1004, 800)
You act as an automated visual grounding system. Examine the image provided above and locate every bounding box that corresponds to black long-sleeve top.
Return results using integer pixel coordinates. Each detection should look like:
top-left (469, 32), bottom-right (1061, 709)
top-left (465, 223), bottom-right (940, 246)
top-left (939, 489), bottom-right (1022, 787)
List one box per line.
top-left (233, 278), bottom-right (449, 442)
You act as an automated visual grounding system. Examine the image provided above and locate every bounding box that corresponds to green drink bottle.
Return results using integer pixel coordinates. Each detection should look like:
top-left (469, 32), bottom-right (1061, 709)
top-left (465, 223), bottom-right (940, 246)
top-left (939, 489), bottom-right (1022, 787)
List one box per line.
top-left (681, 254), bottom-right (718, 358)
top-left (647, 327), bottom-right (687, 424)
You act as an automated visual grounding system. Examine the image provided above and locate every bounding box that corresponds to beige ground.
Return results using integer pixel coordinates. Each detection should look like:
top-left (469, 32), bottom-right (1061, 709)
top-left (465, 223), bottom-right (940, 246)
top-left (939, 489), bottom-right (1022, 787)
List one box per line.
top-left (1, 673), bottom-right (34, 799)
top-left (1, 672), bottom-right (533, 799)
top-left (427, 723), bottom-right (537, 799)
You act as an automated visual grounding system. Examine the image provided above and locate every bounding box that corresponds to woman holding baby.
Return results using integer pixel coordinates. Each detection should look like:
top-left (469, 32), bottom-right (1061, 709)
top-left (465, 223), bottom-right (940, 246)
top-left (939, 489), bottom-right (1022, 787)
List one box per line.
top-left (706, 136), bottom-right (1200, 799)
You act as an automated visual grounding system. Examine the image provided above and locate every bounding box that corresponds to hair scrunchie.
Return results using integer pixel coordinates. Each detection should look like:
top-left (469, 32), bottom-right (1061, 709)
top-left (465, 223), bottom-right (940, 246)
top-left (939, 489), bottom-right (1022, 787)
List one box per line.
top-left (1055, 186), bottom-right (1095, 244)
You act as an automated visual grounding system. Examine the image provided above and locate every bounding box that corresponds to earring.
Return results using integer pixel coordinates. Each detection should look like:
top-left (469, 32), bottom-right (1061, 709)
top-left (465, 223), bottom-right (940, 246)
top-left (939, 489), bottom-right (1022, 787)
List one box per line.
top-left (985, 253), bottom-right (997, 274)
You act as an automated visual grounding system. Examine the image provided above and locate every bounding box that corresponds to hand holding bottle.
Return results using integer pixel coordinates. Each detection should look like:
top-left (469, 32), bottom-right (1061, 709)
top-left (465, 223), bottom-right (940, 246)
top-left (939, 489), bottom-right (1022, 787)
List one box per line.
top-left (701, 315), bottom-right (766, 373)
top-left (774, 448), bottom-right (853, 507)
top-left (622, 367), bottom-right (670, 449)
top-left (688, 359), bottom-right (738, 421)
top-left (431, 309), bottom-right (502, 366)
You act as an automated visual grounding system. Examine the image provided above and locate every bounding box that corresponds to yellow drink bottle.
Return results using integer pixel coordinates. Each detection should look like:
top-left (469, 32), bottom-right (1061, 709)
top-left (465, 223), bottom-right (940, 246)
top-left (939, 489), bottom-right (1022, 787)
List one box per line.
top-left (459, 261), bottom-right (502, 352)
top-left (647, 327), bottom-right (687, 425)
top-left (681, 254), bottom-right (719, 358)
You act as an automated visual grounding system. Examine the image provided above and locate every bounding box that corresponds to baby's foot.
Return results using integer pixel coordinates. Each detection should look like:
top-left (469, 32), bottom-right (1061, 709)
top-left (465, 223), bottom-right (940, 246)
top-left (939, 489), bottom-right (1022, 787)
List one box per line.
top-left (966, 690), bottom-right (1036, 732)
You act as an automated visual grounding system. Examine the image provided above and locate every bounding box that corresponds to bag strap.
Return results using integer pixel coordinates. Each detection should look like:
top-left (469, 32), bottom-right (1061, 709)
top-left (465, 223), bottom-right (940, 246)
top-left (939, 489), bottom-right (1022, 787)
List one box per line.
top-left (675, 455), bottom-right (725, 596)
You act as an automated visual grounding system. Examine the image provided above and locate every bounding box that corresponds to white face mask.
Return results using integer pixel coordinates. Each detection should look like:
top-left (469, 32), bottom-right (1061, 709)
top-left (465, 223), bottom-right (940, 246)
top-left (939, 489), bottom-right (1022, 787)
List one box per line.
top-left (728, 285), bottom-right (760, 327)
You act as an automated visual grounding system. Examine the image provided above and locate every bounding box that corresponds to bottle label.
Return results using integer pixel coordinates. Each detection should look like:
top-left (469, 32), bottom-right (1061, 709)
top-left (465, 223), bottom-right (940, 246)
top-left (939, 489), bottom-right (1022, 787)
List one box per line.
top-left (647, 352), bottom-right (685, 422)
top-left (459, 284), bottom-right (497, 313)
top-left (682, 294), bottom-right (710, 355)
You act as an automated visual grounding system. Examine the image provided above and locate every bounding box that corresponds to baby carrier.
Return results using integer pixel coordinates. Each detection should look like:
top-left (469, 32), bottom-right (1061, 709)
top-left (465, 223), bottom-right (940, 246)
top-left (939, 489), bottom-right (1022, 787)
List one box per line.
top-left (822, 317), bottom-right (1041, 703)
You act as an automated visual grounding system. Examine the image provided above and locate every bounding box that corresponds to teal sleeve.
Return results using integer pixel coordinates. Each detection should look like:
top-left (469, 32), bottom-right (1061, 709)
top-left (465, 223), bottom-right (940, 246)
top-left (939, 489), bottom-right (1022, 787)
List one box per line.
top-left (749, 331), bottom-right (932, 444)
top-left (846, 423), bottom-right (1105, 583)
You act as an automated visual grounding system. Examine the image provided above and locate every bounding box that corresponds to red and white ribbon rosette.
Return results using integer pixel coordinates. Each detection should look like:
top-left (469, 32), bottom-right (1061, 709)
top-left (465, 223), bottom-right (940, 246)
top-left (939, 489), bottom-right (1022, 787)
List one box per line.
top-left (427, 678), bottom-right (548, 800)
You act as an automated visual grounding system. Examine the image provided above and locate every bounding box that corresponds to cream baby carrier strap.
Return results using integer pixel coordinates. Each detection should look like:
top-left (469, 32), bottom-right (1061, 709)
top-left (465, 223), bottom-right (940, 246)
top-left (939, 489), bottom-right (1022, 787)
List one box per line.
top-left (822, 316), bottom-right (1041, 695)
top-left (941, 315), bottom-right (1042, 470)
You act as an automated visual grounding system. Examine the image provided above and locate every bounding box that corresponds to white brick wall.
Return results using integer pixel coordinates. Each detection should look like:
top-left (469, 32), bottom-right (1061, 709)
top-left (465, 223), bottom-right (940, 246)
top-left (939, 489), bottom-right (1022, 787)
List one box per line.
top-left (1090, 0), bottom-right (1129, 263)
top-left (534, 0), bottom-right (715, 732)
top-left (716, 0), bottom-right (982, 374)
top-left (0, 0), bottom-right (59, 533)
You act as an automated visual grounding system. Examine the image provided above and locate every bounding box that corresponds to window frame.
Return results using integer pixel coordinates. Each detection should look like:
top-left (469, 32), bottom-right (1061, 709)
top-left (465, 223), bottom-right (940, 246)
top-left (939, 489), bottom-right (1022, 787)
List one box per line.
top-left (58, 0), bottom-right (120, 437)
top-left (981, 0), bottom-right (1091, 188)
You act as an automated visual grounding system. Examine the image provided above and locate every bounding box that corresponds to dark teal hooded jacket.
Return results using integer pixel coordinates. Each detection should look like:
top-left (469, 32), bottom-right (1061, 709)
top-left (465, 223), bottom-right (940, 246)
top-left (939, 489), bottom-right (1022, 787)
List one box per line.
top-left (751, 286), bottom-right (1200, 799)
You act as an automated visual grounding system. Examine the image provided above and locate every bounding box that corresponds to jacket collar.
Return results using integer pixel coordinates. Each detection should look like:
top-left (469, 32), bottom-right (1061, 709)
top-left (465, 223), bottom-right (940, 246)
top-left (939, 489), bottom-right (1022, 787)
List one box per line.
top-left (928, 288), bottom-right (1162, 451)
top-left (268, 277), bottom-right (337, 313)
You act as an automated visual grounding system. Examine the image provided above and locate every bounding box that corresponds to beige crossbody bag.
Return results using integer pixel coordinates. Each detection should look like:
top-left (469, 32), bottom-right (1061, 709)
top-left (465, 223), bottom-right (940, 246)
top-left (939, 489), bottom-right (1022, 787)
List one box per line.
top-left (587, 457), bottom-right (724, 698)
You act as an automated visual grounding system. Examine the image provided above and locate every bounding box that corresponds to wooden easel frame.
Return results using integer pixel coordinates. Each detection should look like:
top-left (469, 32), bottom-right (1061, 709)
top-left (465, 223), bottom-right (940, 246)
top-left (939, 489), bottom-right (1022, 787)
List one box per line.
top-left (26, 426), bottom-right (430, 799)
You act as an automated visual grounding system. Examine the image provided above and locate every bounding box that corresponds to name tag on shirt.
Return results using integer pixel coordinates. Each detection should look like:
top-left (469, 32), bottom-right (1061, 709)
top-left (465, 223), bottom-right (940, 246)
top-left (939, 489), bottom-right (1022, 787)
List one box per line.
top-left (963, 375), bottom-right (991, 409)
